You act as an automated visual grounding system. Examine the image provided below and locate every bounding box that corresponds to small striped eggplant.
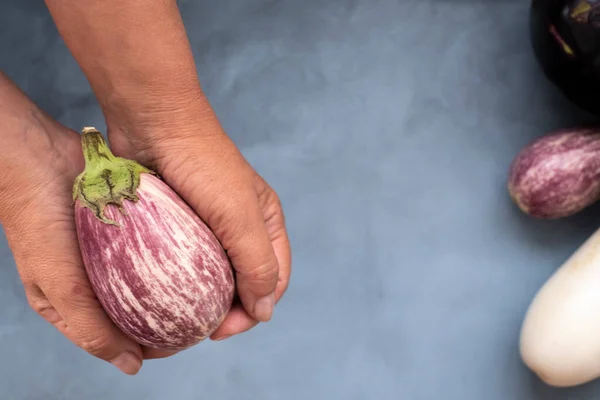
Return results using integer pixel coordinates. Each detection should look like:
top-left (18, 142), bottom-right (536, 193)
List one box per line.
top-left (508, 127), bottom-right (600, 219)
top-left (72, 127), bottom-right (235, 350)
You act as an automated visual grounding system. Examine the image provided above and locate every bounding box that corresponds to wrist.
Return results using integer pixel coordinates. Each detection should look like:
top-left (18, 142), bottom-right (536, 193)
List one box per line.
top-left (0, 130), bottom-right (80, 227)
top-left (105, 92), bottom-right (228, 164)
top-left (0, 74), bottom-right (81, 226)
top-left (103, 83), bottom-right (208, 136)
top-left (44, 0), bottom-right (211, 146)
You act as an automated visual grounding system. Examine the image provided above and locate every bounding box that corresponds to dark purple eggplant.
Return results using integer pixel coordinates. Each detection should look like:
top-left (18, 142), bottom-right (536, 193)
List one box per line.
top-left (530, 0), bottom-right (600, 115)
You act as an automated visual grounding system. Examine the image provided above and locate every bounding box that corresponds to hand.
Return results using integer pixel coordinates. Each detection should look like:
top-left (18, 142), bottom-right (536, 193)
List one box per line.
top-left (0, 75), bottom-right (176, 375)
top-left (45, 0), bottom-right (291, 343)
top-left (107, 105), bottom-right (292, 341)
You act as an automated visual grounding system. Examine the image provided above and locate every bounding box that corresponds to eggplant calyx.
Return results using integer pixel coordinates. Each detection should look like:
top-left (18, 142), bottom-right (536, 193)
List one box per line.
top-left (72, 127), bottom-right (156, 225)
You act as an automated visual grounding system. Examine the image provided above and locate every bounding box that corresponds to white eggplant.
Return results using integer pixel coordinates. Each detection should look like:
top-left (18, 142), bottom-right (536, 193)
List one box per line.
top-left (520, 227), bottom-right (600, 387)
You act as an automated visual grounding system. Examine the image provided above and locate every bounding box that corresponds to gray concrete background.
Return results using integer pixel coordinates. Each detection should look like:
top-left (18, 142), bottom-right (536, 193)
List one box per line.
top-left (2, 0), bottom-right (600, 398)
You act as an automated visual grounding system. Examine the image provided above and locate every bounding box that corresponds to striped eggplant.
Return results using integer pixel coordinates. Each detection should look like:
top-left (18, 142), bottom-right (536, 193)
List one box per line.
top-left (72, 127), bottom-right (235, 350)
top-left (508, 127), bottom-right (600, 219)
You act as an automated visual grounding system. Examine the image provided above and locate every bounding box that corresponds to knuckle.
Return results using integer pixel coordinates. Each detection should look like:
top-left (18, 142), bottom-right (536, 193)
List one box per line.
top-left (265, 193), bottom-right (283, 220)
top-left (79, 333), bottom-right (114, 358)
top-left (23, 286), bottom-right (65, 328)
top-left (263, 182), bottom-right (280, 204)
top-left (271, 190), bottom-right (282, 209)
top-left (26, 294), bottom-right (44, 313)
top-left (23, 282), bottom-right (46, 310)
top-left (25, 291), bottom-right (48, 315)
top-left (244, 262), bottom-right (279, 286)
top-left (34, 303), bottom-right (63, 326)
top-left (255, 177), bottom-right (279, 206)
top-left (19, 259), bottom-right (96, 313)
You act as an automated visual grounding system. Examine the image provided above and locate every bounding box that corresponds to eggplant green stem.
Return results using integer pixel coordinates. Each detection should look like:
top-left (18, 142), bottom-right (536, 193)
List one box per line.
top-left (72, 127), bottom-right (156, 225)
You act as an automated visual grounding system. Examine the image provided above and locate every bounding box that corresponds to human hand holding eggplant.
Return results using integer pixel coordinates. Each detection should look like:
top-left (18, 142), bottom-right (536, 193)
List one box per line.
top-left (0, 70), bottom-right (291, 376)
top-left (103, 112), bottom-right (292, 343)
top-left (0, 74), bottom-right (169, 375)
top-left (0, 0), bottom-right (294, 377)
top-left (42, 0), bottom-right (291, 344)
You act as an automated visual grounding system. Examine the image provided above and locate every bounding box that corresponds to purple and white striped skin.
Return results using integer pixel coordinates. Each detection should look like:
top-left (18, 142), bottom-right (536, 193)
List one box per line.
top-left (508, 128), bottom-right (600, 219)
top-left (75, 173), bottom-right (235, 350)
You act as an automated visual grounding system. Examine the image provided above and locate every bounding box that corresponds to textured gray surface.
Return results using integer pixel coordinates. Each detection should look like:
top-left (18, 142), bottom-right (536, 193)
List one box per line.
top-left (2, 0), bottom-right (600, 398)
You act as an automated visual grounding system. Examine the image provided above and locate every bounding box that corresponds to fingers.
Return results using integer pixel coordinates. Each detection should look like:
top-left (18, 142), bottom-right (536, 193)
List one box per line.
top-left (145, 134), bottom-right (290, 337)
top-left (167, 148), bottom-right (280, 323)
top-left (214, 193), bottom-right (280, 323)
top-left (41, 266), bottom-right (144, 375)
top-left (209, 180), bottom-right (291, 341)
top-left (210, 300), bottom-right (259, 341)
top-left (11, 215), bottom-right (144, 375)
top-left (256, 177), bottom-right (292, 303)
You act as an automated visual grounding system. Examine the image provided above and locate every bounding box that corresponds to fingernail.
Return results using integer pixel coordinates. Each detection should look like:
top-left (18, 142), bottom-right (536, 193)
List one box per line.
top-left (213, 334), bottom-right (232, 341)
top-left (110, 352), bottom-right (142, 375)
top-left (253, 293), bottom-right (275, 322)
